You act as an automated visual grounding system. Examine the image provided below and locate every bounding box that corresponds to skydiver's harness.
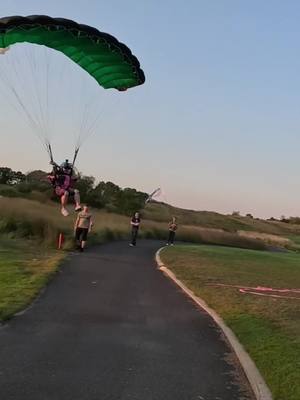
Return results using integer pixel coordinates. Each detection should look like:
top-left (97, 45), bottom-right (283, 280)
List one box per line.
top-left (47, 144), bottom-right (80, 195)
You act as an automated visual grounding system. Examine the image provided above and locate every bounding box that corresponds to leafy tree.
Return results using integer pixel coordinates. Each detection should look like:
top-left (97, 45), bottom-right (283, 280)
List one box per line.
top-left (26, 170), bottom-right (48, 182)
top-left (280, 215), bottom-right (290, 223)
top-left (0, 167), bottom-right (25, 185)
top-left (11, 170), bottom-right (25, 184)
top-left (0, 167), bottom-right (13, 184)
top-left (75, 175), bottom-right (95, 202)
top-left (87, 182), bottom-right (147, 215)
top-left (0, 165), bottom-right (148, 214)
top-left (92, 181), bottom-right (121, 208)
top-left (86, 181), bottom-right (107, 209)
top-left (116, 188), bottom-right (147, 215)
top-left (287, 216), bottom-right (300, 225)
top-left (23, 170), bottom-right (49, 192)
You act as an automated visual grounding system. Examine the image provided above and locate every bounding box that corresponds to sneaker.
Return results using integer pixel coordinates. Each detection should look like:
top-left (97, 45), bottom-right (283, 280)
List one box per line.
top-left (61, 207), bottom-right (69, 217)
top-left (129, 243), bottom-right (134, 247)
top-left (166, 243), bottom-right (169, 246)
top-left (75, 205), bottom-right (82, 212)
top-left (170, 244), bottom-right (174, 246)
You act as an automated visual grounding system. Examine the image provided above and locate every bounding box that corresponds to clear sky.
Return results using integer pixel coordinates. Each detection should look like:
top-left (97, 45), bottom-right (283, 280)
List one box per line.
top-left (1, 0), bottom-right (300, 218)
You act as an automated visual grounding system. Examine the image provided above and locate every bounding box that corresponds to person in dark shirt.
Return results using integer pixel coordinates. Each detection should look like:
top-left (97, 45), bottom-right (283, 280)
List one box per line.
top-left (130, 212), bottom-right (140, 246)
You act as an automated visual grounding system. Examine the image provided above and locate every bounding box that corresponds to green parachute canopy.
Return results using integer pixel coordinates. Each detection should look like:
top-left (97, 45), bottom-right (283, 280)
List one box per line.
top-left (0, 15), bottom-right (145, 91)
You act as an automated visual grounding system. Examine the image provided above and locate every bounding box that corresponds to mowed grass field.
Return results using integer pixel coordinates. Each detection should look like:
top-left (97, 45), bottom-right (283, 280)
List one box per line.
top-left (0, 237), bottom-right (64, 321)
top-left (161, 245), bottom-right (300, 400)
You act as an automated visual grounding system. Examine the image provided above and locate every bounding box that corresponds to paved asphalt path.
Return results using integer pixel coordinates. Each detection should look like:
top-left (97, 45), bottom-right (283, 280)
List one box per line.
top-left (0, 240), bottom-right (254, 400)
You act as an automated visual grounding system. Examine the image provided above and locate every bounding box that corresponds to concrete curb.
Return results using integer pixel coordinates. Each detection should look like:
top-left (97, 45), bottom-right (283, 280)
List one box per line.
top-left (155, 247), bottom-right (273, 400)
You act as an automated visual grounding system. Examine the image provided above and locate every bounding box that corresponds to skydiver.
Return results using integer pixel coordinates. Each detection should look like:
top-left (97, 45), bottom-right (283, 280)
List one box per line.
top-left (48, 159), bottom-right (81, 217)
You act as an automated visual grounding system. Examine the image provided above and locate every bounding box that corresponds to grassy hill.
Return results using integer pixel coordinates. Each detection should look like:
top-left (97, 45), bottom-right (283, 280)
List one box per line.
top-left (143, 201), bottom-right (300, 236)
top-left (1, 189), bottom-right (300, 250)
top-left (0, 196), bottom-right (272, 250)
top-left (1, 179), bottom-right (300, 240)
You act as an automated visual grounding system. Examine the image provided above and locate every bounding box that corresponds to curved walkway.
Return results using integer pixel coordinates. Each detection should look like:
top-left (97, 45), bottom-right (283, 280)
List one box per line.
top-left (0, 240), bottom-right (254, 400)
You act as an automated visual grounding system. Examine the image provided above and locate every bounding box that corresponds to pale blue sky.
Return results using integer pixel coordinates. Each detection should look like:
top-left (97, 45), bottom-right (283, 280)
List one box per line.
top-left (1, 0), bottom-right (300, 218)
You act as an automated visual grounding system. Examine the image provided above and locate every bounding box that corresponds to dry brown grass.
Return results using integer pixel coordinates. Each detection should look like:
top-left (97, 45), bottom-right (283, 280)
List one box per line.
top-left (0, 197), bottom-right (268, 250)
top-left (144, 202), bottom-right (300, 235)
top-left (237, 230), bottom-right (292, 246)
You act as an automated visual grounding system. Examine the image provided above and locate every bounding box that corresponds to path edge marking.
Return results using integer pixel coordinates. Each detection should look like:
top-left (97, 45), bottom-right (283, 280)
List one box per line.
top-left (155, 247), bottom-right (273, 400)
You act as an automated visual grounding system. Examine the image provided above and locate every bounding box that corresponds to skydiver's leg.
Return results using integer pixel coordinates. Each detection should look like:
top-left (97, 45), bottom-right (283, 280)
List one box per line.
top-left (61, 191), bottom-right (69, 217)
top-left (74, 189), bottom-right (82, 211)
top-left (61, 191), bottom-right (68, 207)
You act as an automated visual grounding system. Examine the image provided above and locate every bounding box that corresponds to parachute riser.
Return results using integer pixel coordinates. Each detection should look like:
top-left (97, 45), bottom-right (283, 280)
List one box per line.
top-left (47, 142), bottom-right (54, 163)
top-left (72, 147), bottom-right (80, 169)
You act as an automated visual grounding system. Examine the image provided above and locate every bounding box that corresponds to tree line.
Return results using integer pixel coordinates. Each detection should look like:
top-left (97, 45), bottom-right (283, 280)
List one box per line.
top-left (0, 167), bottom-right (148, 216)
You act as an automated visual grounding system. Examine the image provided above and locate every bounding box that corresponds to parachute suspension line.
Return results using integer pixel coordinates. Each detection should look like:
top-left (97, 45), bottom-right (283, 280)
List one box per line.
top-left (75, 96), bottom-right (97, 149)
top-left (76, 95), bottom-right (121, 149)
top-left (47, 49), bottom-right (68, 143)
top-left (78, 101), bottom-right (90, 145)
top-left (74, 75), bottom-right (91, 149)
top-left (44, 46), bottom-right (51, 142)
top-left (8, 45), bottom-right (52, 155)
top-left (23, 46), bottom-right (53, 153)
top-left (9, 47), bottom-right (45, 136)
top-left (88, 95), bottom-right (121, 139)
top-left (0, 51), bottom-right (35, 131)
top-left (0, 64), bottom-right (47, 150)
top-left (25, 46), bottom-right (49, 143)
top-left (0, 45), bottom-right (50, 152)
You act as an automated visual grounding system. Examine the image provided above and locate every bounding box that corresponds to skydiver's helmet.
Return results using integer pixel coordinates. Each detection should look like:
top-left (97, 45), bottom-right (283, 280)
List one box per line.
top-left (60, 159), bottom-right (73, 175)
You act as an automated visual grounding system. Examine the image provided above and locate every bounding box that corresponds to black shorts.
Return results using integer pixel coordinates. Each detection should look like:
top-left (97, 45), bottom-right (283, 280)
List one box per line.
top-left (75, 227), bottom-right (88, 241)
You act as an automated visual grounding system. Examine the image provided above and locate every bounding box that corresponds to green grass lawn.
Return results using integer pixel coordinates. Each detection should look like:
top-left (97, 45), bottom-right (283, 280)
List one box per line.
top-left (161, 245), bottom-right (300, 400)
top-left (0, 237), bottom-right (64, 321)
top-left (287, 234), bottom-right (300, 246)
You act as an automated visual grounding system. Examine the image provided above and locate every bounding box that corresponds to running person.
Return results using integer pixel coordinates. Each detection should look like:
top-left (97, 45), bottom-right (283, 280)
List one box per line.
top-left (74, 205), bottom-right (93, 252)
top-left (48, 159), bottom-right (81, 216)
top-left (130, 212), bottom-right (140, 246)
